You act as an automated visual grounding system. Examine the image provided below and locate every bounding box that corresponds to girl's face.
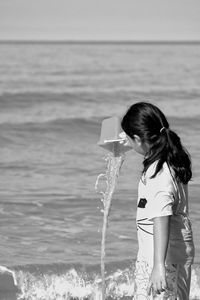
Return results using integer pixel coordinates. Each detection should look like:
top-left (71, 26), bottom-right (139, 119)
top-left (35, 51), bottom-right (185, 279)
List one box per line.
top-left (127, 134), bottom-right (147, 156)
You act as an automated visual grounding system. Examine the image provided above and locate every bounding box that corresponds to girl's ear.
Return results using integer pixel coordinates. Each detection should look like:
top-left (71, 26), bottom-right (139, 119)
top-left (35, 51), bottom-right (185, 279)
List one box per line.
top-left (133, 134), bottom-right (142, 147)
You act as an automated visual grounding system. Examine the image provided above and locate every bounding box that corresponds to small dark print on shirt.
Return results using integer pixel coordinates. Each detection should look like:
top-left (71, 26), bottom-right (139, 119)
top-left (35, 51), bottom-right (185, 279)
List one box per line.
top-left (138, 198), bottom-right (147, 208)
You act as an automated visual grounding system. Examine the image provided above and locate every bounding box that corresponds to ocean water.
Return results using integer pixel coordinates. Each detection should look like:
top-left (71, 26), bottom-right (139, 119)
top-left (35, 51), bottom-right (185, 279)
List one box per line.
top-left (0, 41), bottom-right (200, 299)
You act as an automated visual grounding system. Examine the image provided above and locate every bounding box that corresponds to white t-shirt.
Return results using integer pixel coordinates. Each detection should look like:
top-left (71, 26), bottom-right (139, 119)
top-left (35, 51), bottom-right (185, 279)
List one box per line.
top-left (136, 161), bottom-right (194, 266)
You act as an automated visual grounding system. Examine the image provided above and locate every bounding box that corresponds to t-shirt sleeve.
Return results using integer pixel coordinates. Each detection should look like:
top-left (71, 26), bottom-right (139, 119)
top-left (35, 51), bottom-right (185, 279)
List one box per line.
top-left (145, 164), bottom-right (175, 221)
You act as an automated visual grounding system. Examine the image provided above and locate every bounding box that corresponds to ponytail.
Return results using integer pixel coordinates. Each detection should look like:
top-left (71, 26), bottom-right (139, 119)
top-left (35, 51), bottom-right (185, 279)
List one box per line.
top-left (144, 127), bottom-right (192, 184)
top-left (121, 102), bottom-right (192, 184)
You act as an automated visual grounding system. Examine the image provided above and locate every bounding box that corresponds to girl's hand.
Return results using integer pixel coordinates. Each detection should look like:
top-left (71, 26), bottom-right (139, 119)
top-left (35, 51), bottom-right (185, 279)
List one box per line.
top-left (147, 263), bottom-right (167, 295)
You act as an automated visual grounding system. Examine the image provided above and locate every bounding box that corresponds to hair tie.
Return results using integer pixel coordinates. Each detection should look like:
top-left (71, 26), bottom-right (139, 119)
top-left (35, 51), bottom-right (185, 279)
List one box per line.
top-left (160, 127), bottom-right (166, 133)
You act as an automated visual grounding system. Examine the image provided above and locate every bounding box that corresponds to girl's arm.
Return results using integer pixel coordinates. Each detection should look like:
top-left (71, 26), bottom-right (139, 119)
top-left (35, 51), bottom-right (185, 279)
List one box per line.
top-left (147, 216), bottom-right (170, 295)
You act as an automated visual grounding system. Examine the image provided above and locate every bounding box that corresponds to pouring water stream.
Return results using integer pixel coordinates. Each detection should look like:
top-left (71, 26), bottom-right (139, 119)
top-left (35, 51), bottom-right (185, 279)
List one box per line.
top-left (95, 117), bottom-right (132, 300)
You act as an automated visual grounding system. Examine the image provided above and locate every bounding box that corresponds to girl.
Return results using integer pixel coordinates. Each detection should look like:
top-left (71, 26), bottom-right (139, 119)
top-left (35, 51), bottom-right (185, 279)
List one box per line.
top-left (121, 102), bottom-right (194, 300)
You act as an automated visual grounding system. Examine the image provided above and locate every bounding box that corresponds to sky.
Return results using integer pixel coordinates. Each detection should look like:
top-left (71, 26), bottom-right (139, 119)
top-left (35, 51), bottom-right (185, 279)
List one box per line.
top-left (0, 0), bottom-right (200, 41)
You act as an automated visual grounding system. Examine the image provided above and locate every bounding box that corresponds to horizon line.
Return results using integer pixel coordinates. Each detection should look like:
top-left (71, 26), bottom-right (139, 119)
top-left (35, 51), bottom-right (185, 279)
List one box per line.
top-left (0, 39), bottom-right (200, 44)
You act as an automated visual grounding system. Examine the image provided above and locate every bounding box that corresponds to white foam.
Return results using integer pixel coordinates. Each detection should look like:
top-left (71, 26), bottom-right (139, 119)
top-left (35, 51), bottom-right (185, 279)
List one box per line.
top-left (11, 265), bottom-right (200, 300)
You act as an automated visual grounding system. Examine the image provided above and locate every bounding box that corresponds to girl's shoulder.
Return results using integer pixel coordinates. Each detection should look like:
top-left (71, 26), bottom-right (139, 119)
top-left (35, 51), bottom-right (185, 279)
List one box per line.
top-left (144, 161), bottom-right (175, 188)
top-left (143, 161), bottom-right (176, 194)
top-left (145, 160), bottom-right (172, 178)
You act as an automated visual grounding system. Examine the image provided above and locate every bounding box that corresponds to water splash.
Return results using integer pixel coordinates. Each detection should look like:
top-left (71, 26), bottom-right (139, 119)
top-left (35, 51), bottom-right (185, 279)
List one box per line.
top-left (16, 268), bottom-right (100, 300)
top-left (15, 265), bottom-right (135, 300)
top-left (1, 264), bottom-right (198, 300)
top-left (95, 144), bottom-right (125, 300)
top-left (0, 263), bottom-right (200, 299)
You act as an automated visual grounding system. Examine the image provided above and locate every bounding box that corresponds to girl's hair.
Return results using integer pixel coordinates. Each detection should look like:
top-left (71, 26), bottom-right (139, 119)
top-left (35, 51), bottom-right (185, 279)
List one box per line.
top-left (121, 102), bottom-right (192, 184)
